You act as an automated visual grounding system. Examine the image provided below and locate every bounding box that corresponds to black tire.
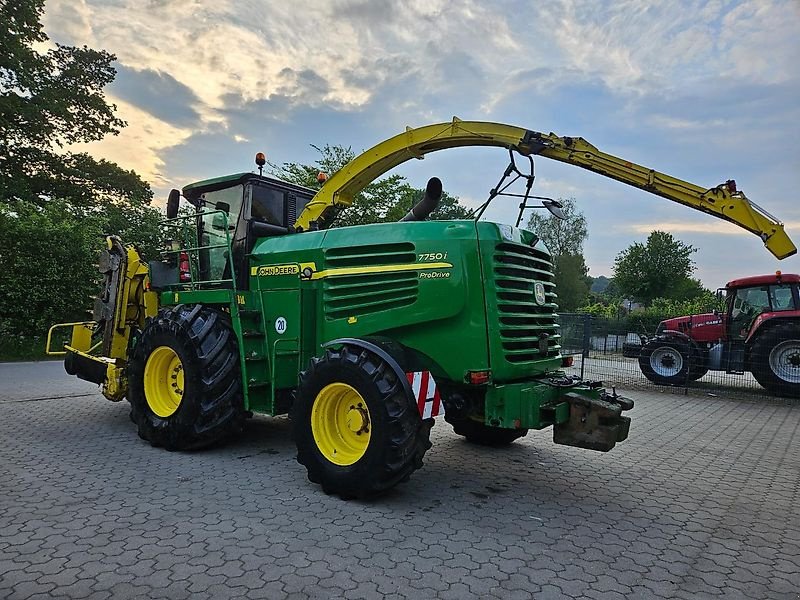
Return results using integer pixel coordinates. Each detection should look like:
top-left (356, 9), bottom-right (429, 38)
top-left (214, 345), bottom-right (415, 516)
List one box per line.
top-left (688, 365), bottom-right (709, 382)
top-left (638, 338), bottom-right (692, 385)
top-left (445, 413), bottom-right (528, 446)
top-left (749, 322), bottom-right (800, 398)
top-left (292, 345), bottom-right (432, 499)
top-left (128, 305), bottom-right (245, 450)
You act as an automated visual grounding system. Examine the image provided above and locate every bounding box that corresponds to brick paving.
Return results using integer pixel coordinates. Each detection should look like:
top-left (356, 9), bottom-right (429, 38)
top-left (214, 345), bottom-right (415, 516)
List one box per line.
top-left (1, 362), bottom-right (798, 599)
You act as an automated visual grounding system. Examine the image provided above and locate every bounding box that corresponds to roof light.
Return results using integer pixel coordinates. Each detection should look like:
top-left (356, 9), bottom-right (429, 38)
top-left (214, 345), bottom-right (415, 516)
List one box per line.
top-left (317, 172), bottom-right (328, 183)
top-left (255, 152), bottom-right (266, 166)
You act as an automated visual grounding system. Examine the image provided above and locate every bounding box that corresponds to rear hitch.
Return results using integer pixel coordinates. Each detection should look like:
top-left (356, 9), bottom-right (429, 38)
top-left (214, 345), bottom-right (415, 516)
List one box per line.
top-left (553, 390), bottom-right (633, 452)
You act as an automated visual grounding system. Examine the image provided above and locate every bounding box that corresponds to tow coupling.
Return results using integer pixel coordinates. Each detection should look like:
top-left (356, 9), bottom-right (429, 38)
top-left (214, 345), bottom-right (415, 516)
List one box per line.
top-left (553, 390), bottom-right (633, 452)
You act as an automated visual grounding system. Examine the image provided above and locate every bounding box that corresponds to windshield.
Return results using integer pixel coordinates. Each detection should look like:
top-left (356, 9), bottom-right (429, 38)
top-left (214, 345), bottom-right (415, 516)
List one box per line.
top-left (199, 185), bottom-right (244, 282)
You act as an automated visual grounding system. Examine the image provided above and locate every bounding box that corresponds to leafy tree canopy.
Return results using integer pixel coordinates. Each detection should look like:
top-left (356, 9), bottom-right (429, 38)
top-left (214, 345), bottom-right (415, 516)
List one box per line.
top-left (0, 0), bottom-right (152, 208)
top-left (271, 144), bottom-right (469, 227)
top-left (0, 0), bottom-right (162, 344)
top-left (526, 197), bottom-right (587, 257)
top-left (612, 230), bottom-right (701, 305)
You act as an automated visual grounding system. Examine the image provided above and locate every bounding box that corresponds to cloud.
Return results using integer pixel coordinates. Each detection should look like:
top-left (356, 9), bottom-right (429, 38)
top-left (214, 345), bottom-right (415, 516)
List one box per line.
top-left (68, 96), bottom-right (193, 192)
top-left (111, 66), bottom-right (202, 127)
top-left (38, 0), bottom-right (799, 287)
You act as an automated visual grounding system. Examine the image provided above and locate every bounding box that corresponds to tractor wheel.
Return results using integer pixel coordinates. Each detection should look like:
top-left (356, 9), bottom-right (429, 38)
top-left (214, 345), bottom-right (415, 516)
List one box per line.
top-left (749, 322), bottom-right (800, 397)
top-left (128, 305), bottom-right (245, 450)
top-left (689, 365), bottom-right (708, 381)
top-left (292, 345), bottom-right (433, 499)
top-left (638, 339), bottom-right (692, 385)
top-left (445, 414), bottom-right (528, 446)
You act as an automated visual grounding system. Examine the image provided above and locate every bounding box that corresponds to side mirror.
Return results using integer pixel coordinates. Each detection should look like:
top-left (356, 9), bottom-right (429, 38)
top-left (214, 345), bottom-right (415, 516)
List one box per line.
top-left (215, 201), bottom-right (230, 215)
top-left (543, 199), bottom-right (566, 220)
top-left (166, 189), bottom-right (181, 219)
top-left (715, 289), bottom-right (725, 302)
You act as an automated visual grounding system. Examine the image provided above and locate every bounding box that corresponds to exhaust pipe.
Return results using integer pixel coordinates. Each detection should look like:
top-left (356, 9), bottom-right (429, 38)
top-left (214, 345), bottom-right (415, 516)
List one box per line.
top-left (400, 177), bottom-right (442, 222)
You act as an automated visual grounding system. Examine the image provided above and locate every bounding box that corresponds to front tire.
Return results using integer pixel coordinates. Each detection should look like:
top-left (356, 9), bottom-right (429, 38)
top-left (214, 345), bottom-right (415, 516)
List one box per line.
top-left (638, 339), bottom-right (692, 386)
top-left (128, 305), bottom-right (245, 450)
top-left (750, 322), bottom-right (800, 397)
top-left (292, 345), bottom-right (432, 499)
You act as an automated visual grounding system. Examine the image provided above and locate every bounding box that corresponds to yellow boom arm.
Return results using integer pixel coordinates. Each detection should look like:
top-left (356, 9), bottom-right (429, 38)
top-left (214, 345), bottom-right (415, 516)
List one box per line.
top-left (294, 117), bottom-right (796, 260)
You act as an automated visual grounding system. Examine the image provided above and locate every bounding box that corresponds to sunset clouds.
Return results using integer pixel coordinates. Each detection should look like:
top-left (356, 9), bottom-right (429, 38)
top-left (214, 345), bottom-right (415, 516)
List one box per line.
top-left (41, 0), bottom-right (800, 285)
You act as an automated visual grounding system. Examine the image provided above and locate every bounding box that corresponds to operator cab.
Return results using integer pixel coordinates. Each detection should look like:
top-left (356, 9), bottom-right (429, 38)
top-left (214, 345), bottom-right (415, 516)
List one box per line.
top-left (724, 273), bottom-right (800, 340)
top-left (178, 172), bottom-right (315, 289)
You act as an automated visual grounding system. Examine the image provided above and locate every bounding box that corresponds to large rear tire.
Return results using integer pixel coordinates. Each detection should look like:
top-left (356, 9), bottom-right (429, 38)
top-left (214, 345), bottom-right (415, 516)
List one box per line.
top-left (128, 305), bottom-right (245, 450)
top-left (445, 413), bottom-right (528, 446)
top-left (750, 322), bottom-right (800, 398)
top-left (292, 345), bottom-right (432, 499)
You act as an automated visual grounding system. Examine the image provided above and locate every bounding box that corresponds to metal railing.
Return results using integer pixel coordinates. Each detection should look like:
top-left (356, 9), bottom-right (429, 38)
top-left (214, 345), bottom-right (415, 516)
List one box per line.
top-left (160, 210), bottom-right (238, 291)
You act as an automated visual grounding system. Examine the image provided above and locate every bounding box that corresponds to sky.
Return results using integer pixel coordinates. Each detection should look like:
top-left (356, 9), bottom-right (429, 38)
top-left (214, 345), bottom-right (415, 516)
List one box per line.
top-left (42, 0), bottom-right (800, 287)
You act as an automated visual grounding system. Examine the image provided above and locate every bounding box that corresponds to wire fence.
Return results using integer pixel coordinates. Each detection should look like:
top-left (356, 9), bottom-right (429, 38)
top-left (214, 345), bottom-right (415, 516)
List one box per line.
top-left (558, 312), bottom-right (799, 404)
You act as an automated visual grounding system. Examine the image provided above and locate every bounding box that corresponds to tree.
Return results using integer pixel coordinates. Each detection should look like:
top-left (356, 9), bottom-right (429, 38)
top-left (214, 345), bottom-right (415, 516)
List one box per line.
top-left (612, 231), bottom-right (699, 305)
top-left (0, 201), bottom-right (104, 338)
top-left (526, 198), bottom-right (590, 310)
top-left (554, 254), bottom-right (592, 311)
top-left (0, 0), bottom-right (161, 348)
top-left (526, 198), bottom-right (587, 257)
top-left (1, 0), bottom-right (152, 208)
top-left (271, 144), bottom-right (469, 227)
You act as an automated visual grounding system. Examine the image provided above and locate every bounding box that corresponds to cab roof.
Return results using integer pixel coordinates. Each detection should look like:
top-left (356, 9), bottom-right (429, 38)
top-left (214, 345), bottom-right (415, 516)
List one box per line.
top-left (727, 273), bottom-right (800, 288)
top-left (182, 172), bottom-right (316, 202)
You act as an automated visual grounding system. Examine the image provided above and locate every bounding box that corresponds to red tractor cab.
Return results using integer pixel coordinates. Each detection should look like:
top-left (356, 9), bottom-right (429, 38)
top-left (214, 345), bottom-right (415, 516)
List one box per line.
top-left (638, 273), bottom-right (800, 396)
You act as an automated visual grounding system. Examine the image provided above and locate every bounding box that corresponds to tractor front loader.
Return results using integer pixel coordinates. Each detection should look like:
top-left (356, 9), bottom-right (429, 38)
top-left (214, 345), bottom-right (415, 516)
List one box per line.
top-left (49, 118), bottom-right (795, 498)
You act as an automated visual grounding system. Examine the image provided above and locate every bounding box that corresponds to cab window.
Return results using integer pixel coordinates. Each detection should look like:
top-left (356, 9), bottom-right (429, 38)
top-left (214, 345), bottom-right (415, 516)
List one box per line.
top-left (769, 284), bottom-right (796, 311)
top-left (199, 185), bottom-right (244, 282)
top-left (731, 286), bottom-right (770, 318)
top-left (248, 185), bottom-right (286, 226)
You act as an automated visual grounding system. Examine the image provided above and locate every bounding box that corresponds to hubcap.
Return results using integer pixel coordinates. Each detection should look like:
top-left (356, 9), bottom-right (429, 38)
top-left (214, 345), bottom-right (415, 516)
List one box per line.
top-left (769, 340), bottom-right (800, 383)
top-left (311, 383), bottom-right (371, 466)
top-left (143, 346), bottom-right (184, 417)
top-left (650, 346), bottom-right (683, 377)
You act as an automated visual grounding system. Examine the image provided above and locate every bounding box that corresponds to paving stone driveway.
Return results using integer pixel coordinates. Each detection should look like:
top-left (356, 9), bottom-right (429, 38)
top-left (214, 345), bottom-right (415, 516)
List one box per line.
top-left (1, 362), bottom-right (798, 599)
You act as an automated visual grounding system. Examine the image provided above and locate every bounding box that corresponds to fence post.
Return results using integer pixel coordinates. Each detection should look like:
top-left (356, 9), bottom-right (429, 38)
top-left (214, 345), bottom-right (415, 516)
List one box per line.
top-left (581, 314), bottom-right (590, 379)
top-left (684, 314), bottom-right (692, 395)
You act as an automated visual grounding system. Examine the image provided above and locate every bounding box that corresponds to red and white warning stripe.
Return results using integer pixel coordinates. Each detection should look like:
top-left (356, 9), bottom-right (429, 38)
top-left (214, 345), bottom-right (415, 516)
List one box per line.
top-left (406, 371), bottom-right (445, 418)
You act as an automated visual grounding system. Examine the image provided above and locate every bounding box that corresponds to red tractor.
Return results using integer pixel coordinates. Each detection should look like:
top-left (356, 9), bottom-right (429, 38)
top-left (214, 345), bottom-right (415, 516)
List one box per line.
top-left (638, 273), bottom-right (800, 397)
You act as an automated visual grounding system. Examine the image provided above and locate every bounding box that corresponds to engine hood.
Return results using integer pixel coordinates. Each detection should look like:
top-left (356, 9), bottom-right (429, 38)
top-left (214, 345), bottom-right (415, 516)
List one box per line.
top-left (659, 312), bottom-right (725, 343)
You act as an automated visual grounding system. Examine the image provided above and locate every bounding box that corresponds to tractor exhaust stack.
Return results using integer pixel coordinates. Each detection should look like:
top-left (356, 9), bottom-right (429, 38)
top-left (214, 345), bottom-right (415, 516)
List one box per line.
top-left (400, 177), bottom-right (442, 222)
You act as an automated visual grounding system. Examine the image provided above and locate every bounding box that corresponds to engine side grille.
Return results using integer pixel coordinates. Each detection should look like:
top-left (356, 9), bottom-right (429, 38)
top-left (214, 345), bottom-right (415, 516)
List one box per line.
top-left (323, 242), bottom-right (419, 319)
top-left (493, 242), bottom-right (560, 363)
top-left (324, 242), bottom-right (416, 268)
top-left (323, 271), bottom-right (418, 319)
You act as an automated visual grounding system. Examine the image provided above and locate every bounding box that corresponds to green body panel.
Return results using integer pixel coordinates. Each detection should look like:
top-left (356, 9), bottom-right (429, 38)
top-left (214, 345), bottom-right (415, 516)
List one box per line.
top-left (484, 381), bottom-right (594, 429)
top-left (159, 218), bottom-right (570, 424)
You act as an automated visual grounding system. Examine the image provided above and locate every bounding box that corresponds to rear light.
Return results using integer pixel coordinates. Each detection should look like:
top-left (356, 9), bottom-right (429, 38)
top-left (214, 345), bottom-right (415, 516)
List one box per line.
top-left (561, 356), bottom-right (574, 368)
top-left (468, 370), bottom-right (490, 385)
top-left (179, 251), bottom-right (191, 283)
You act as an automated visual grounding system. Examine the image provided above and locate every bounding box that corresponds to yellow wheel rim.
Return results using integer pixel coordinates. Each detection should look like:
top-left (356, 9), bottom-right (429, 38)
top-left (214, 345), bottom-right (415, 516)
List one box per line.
top-left (143, 346), bottom-right (184, 418)
top-left (311, 383), bottom-right (371, 466)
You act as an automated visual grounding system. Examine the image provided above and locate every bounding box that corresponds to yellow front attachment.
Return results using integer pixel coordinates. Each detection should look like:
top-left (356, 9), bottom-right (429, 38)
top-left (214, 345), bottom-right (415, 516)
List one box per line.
top-left (311, 383), bottom-right (371, 466)
top-left (144, 346), bottom-right (184, 418)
